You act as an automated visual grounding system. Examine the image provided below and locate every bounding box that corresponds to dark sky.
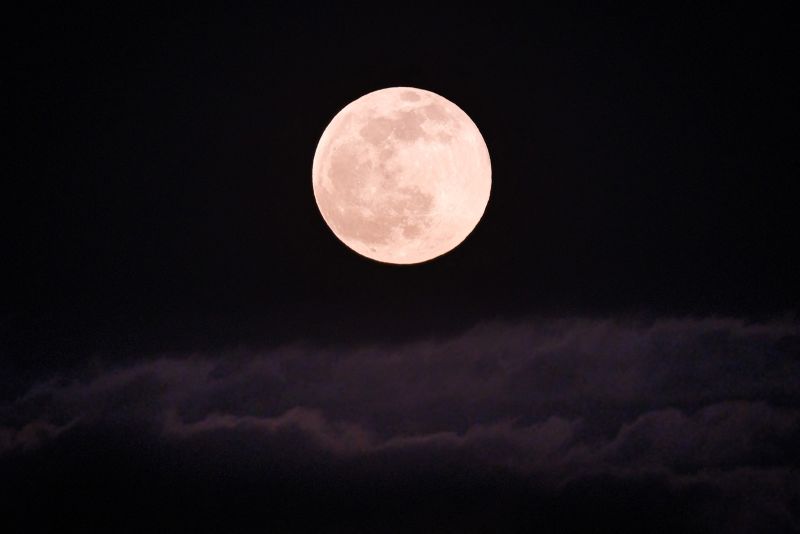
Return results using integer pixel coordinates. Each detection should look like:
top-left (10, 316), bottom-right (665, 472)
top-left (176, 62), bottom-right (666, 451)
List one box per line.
top-left (4, 5), bottom-right (799, 533)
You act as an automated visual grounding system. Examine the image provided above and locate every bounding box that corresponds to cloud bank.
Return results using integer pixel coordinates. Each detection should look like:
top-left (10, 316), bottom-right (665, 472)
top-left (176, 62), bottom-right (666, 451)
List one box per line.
top-left (2, 317), bottom-right (799, 532)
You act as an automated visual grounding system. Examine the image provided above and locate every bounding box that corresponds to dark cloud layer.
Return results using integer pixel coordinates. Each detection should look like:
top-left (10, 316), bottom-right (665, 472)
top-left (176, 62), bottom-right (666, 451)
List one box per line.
top-left (3, 317), bottom-right (799, 532)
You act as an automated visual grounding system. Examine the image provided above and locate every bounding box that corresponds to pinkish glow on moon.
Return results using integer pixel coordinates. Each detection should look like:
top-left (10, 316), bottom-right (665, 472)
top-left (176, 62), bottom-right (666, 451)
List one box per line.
top-left (312, 87), bottom-right (491, 264)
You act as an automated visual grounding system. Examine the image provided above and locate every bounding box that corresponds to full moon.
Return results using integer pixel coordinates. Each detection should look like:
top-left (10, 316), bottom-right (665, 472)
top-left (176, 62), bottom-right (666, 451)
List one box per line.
top-left (312, 87), bottom-right (491, 264)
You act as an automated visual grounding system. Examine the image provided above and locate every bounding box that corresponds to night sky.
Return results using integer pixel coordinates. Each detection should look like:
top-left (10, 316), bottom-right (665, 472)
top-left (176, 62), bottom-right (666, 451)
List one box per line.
top-left (5, 5), bottom-right (800, 533)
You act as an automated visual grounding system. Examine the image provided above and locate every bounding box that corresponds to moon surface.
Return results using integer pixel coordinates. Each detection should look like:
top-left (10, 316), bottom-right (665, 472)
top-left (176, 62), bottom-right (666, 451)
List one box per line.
top-left (312, 87), bottom-right (491, 264)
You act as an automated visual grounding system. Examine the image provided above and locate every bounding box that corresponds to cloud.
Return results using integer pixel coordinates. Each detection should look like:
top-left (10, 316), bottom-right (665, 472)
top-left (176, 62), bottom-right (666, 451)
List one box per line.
top-left (0, 418), bottom-right (75, 454)
top-left (2, 316), bottom-right (799, 531)
top-left (163, 406), bottom-right (374, 454)
top-left (595, 401), bottom-right (799, 470)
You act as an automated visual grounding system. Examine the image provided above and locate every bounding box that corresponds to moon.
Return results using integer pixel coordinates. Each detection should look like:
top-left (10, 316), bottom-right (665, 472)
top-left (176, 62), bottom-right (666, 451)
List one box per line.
top-left (312, 87), bottom-right (491, 264)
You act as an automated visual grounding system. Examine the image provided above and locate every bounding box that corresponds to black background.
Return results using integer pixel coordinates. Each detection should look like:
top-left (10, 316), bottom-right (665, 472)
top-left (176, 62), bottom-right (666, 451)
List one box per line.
top-left (9, 6), bottom-right (796, 370)
top-left (4, 5), bottom-right (799, 532)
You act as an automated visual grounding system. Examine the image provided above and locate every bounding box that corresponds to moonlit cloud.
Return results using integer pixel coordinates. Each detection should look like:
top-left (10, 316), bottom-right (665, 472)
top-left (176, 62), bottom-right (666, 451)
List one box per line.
top-left (3, 317), bottom-right (799, 531)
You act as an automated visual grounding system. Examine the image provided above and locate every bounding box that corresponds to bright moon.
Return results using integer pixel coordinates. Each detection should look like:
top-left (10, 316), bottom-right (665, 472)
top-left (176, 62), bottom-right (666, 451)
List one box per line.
top-left (312, 87), bottom-right (491, 264)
